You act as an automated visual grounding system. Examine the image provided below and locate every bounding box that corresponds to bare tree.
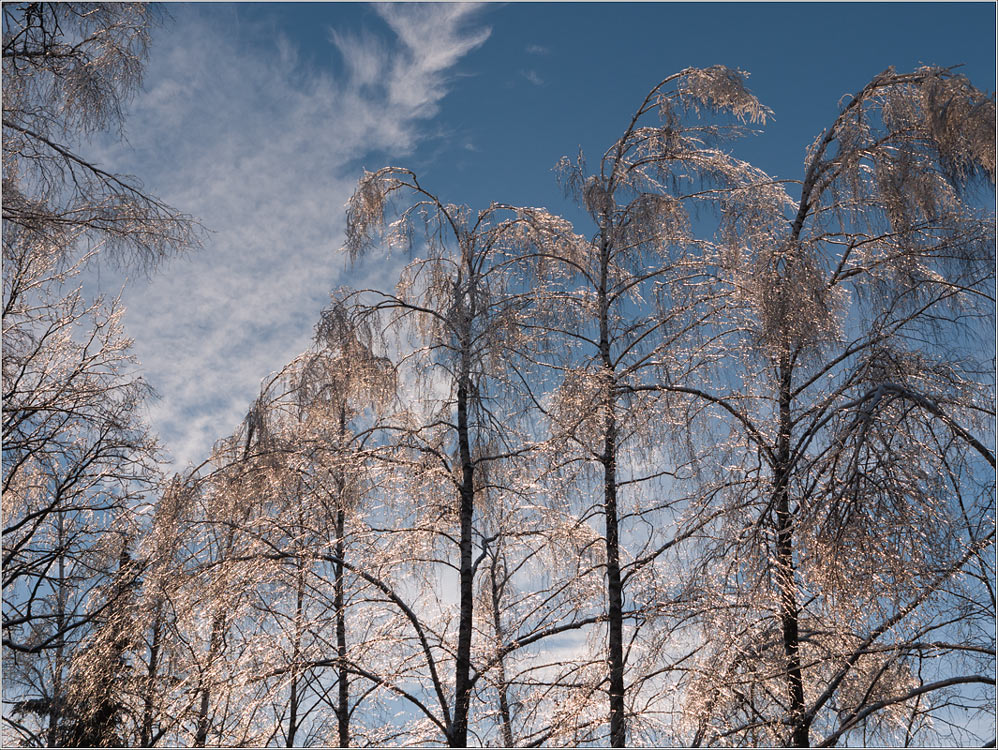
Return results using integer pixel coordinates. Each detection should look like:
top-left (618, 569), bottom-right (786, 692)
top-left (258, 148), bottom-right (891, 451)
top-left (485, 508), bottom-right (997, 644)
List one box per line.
top-left (129, 476), bottom-right (203, 748)
top-left (511, 66), bottom-right (781, 747)
top-left (343, 168), bottom-right (579, 746)
top-left (678, 65), bottom-right (995, 748)
top-left (8, 16), bottom-right (990, 745)
top-left (2, 2), bottom-right (197, 268)
top-left (2, 239), bottom-right (161, 746)
top-left (243, 300), bottom-right (395, 747)
top-left (3, 5), bottom-right (199, 745)
top-left (121, 299), bottom-right (401, 747)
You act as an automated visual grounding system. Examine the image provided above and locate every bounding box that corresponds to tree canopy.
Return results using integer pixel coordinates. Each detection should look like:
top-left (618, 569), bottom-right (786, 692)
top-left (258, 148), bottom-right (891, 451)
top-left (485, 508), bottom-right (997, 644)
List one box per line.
top-left (3, 4), bottom-right (994, 748)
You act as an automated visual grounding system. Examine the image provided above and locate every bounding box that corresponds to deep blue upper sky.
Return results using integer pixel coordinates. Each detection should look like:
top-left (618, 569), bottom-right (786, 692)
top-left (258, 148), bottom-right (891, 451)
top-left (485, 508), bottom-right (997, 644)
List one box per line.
top-left (229, 2), bottom-right (996, 208)
top-left (89, 2), bottom-right (995, 466)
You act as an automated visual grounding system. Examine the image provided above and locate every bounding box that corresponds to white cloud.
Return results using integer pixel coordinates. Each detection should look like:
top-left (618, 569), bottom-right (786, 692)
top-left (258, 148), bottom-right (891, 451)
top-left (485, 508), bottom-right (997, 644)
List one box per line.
top-left (86, 5), bottom-right (491, 468)
top-left (376, 3), bottom-right (491, 116)
top-left (328, 27), bottom-right (389, 89)
top-left (525, 44), bottom-right (550, 55)
top-left (522, 69), bottom-right (544, 87)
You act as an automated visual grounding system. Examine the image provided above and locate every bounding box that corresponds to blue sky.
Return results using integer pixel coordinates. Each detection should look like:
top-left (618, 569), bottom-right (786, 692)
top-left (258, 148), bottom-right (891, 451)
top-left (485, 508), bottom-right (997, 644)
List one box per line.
top-left (86, 2), bottom-right (996, 468)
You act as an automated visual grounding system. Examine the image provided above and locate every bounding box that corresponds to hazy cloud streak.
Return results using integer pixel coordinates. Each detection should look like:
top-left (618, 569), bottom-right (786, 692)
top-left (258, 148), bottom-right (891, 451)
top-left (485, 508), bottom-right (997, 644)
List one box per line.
top-left (88, 5), bottom-right (490, 468)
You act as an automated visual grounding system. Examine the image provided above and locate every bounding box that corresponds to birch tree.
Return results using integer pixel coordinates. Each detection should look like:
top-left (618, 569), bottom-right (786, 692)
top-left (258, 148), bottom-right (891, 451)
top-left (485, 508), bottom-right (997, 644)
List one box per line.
top-left (3, 5), bottom-right (198, 745)
top-left (243, 300), bottom-right (395, 747)
top-left (514, 66), bottom-right (782, 747)
top-left (2, 2), bottom-right (197, 266)
top-left (343, 169), bottom-right (594, 745)
top-left (130, 476), bottom-right (204, 748)
top-left (680, 65), bottom-right (995, 748)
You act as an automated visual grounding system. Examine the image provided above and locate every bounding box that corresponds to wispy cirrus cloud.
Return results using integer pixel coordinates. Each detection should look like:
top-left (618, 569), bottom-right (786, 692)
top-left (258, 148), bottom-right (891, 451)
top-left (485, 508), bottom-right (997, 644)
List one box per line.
top-left (375, 3), bottom-right (491, 116)
top-left (521, 69), bottom-right (544, 86)
top-left (87, 4), bottom-right (491, 468)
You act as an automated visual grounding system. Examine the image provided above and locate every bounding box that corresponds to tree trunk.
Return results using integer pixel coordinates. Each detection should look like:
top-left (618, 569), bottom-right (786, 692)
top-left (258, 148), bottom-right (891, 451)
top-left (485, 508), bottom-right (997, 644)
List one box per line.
top-left (603, 408), bottom-right (626, 748)
top-left (334, 402), bottom-right (351, 747)
top-left (451, 376), bottom-right (476, 748)
top-left (286, 564), bottom-right (305, 748)
top-left (774, 356), bottom-right (808, 747)
top-left (49, 518), bottom-right (66, 747)
top-left (489, 547), bottom-right (514, 747)
top-left (194, 612), bottom-right (225, 747)
top-left (140, 606), bottom-right (163, 748)
top-left (335, 506), bottom-right (350, 747)
top-left (598, 233), bottom-right (626, 748)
